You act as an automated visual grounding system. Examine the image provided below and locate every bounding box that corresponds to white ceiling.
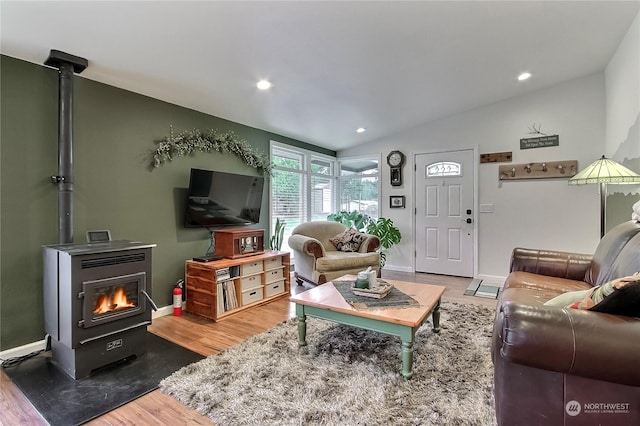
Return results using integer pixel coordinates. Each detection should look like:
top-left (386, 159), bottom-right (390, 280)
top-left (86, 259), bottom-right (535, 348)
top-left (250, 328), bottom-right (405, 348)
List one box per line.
top-left (1, 1), bottom-right (638, 152)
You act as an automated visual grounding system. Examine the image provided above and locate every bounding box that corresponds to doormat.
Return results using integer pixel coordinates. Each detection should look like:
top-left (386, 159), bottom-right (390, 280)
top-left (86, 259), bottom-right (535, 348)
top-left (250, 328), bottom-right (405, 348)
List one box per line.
top-left (464, 278), bottom-right (502, 299)
top-left (3, 332), bottom-right (203, 426)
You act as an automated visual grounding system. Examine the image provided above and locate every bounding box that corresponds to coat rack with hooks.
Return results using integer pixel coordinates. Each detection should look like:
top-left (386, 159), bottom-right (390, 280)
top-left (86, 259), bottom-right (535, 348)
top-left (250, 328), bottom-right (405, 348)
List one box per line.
top-left (498, 160), bottom-right (577, 180)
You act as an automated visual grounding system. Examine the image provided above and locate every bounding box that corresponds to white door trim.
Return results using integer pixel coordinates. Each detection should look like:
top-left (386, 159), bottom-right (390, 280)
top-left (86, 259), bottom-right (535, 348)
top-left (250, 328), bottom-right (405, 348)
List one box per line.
top-left (412, 146), bottom-right (478, 278)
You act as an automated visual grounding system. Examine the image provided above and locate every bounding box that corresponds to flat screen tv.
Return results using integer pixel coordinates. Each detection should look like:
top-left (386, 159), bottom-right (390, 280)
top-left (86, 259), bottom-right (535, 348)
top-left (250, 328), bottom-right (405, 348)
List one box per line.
top-left (185, 168), bottom-right (265, 228)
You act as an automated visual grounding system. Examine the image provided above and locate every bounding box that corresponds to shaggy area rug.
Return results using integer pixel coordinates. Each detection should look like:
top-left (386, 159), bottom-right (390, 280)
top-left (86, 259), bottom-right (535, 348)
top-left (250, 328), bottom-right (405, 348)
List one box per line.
top-left (160, 301), bottom-right (496, 425)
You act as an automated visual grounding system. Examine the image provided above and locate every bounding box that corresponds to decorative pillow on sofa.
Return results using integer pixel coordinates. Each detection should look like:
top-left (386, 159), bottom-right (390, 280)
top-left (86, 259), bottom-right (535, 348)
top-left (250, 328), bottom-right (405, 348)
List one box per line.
top-left (330, 228), bottom-right (367, 252)
top-left (589, 280), bottom-right (640, 318)
top-left (544, 289), bottom-right (594, 308)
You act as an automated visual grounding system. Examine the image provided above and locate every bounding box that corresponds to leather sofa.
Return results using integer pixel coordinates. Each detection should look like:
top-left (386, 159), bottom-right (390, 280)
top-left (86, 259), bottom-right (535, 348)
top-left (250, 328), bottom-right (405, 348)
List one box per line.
top-left (288, 221), bottom-right (380, 285)
top-left (492, 220), bottom-right (640, 426)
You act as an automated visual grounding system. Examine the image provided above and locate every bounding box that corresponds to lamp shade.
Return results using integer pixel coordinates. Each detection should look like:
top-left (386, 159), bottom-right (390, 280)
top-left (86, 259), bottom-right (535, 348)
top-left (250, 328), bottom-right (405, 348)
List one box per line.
top-left (568, 155), bottom-right (640, 185)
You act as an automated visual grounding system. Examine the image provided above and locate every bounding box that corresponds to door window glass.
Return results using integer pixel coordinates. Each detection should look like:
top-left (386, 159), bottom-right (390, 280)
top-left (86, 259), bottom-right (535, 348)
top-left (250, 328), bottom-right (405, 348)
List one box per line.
top-left (426, 161), bottom-right (462, 177)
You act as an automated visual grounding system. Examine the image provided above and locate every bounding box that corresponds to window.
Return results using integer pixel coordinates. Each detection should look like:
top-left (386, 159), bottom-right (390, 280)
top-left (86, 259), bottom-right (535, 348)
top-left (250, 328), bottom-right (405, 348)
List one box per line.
top-left (310, 157), bottom-right (334, 220)
top-left (270, 142), bottom-right (336, 253)
top-left (426, 161), bottom-right (462, 177)
top-left (338, 157), bottom-right (379, 219)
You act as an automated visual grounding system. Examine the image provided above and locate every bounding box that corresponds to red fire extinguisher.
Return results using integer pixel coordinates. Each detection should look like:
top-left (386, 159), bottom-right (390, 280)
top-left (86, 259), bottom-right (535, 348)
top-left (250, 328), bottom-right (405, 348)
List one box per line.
top-left (173, 279), bottom-right (184, 316)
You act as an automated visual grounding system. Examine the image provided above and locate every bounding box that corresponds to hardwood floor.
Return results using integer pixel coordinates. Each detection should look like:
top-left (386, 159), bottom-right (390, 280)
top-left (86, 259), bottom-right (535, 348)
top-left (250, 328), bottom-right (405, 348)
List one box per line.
top-left (0, 271), bottom-right (497, 426)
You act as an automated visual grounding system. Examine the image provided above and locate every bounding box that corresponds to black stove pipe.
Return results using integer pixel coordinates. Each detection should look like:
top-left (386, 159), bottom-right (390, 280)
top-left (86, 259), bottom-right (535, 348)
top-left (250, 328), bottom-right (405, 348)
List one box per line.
top-left (44, 50), bottom-right (88, 244)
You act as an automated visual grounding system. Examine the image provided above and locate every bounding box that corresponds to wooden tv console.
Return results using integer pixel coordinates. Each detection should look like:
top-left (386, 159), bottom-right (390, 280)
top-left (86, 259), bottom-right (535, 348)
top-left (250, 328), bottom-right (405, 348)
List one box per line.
top-left (185, 250), bottom-right (290, 321)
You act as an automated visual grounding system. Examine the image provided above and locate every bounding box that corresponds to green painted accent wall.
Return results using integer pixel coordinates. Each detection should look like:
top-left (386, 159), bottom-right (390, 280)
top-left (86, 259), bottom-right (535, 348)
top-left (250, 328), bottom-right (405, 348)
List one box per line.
top-left (0, 55), bottom-right (334, 350)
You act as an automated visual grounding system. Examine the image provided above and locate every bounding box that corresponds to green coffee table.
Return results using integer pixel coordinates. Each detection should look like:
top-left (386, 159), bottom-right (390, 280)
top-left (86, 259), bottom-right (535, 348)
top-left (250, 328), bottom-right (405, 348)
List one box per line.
top-left (290, 278), bottom-right (445, 379)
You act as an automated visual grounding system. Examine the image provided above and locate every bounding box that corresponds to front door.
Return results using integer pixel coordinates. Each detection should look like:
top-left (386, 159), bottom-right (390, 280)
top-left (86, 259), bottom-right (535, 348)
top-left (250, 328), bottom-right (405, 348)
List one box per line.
top-left (415, 149), bottom-right (474, 277)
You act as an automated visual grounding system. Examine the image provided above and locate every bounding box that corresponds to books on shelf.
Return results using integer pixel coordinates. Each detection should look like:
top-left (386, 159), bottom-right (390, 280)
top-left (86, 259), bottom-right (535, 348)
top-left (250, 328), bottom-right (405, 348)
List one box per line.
top-left (216, 267), bottom-right (231, 281)
top-left (217, 282), bottom-right (225, 313)
top-left (218, 280), bottom-right (238, 313)
top-left (228, 281), bottom-right (238, 310)
top-left (186, 252), bottom-right (290, 321)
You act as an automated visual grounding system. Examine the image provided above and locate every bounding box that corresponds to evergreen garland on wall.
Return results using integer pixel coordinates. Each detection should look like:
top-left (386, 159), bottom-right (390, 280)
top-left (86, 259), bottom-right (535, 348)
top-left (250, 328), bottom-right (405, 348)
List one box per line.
top-left (151, 127), bottom-right (273, 176)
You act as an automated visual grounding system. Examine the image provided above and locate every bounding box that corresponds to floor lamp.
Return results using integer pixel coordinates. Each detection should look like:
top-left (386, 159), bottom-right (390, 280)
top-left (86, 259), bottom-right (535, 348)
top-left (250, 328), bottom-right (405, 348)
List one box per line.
top-left (568, 155), bottom-right (640, 238)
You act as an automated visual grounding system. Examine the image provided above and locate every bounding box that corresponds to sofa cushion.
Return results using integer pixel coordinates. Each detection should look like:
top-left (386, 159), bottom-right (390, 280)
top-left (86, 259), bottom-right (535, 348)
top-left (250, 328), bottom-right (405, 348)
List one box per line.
top-left (316, 251), bottom-right (380, 272)
top-left (499, 286), bottom-right (569, 307)
top-left (290, 221), bottom-right (347, 253)
top-left (585, 220), bottom-right (640, 285)
top-left (543, 289), bottom-right (594, 308)
top-left (505, 271), bottom-right (592, 293)
top-left (509, 248), bottom-right (593, 281)
top-left (605, 233), bottom-right (640, 283)
top-left (329, 228), bottom-right (367, 252)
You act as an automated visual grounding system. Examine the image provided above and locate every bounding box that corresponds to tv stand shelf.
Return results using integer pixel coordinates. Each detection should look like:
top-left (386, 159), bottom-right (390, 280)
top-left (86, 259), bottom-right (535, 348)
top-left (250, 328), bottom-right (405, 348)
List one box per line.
top-left (185, 250), bottom-right (290, 321)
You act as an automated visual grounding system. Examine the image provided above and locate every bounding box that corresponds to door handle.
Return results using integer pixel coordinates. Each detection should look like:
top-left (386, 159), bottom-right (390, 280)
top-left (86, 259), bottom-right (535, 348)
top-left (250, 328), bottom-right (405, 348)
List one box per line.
top-left (466, 218), bottom-right (472, 224)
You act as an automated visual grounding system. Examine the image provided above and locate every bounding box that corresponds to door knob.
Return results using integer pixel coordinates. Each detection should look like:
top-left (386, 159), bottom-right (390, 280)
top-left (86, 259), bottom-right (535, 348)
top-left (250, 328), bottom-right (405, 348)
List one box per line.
top-left (466, 218), bottom-right (472, 224)
top-left (466, 209), bottom-right (472, 215)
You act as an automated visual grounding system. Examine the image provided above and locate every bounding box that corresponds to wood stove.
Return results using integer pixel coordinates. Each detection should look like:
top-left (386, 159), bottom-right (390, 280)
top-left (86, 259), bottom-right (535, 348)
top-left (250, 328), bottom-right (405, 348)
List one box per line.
top-left (43, 240), bottom-right (156, 379)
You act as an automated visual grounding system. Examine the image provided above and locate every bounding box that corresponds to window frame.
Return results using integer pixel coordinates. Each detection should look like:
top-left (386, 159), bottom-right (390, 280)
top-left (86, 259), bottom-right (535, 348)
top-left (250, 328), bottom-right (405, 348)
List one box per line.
top-left (337, 154), bottom-right (381, 220)
top-left (269, 141), bottom-right (337, 254)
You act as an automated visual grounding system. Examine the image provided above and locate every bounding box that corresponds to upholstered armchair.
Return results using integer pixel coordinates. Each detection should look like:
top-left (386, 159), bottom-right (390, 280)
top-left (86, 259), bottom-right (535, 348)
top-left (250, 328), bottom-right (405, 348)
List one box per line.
top-left (288, 221), bottom-right (381, 285)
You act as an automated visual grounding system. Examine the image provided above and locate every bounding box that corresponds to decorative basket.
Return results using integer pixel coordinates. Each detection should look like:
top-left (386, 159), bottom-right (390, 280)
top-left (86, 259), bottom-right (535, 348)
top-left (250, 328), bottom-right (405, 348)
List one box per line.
top-left (351, 280), bottom-right (393, 299)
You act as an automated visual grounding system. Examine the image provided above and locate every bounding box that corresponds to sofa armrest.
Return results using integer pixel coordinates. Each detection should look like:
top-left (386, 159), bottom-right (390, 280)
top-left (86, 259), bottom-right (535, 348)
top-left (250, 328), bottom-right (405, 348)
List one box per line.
top-left (494, 301), bottom-right (640, 387)
top-left (358, 235), bottom-right (381, 253)
top-left (510, 248), bottom-right (593, 281)
top-left (288, 234), bottom-right (325, 259)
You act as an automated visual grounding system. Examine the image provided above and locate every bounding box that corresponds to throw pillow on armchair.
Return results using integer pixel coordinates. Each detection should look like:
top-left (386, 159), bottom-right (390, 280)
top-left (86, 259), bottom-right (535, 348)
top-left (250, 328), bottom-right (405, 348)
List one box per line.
top-left (329, 228), bottom-right (367, 252)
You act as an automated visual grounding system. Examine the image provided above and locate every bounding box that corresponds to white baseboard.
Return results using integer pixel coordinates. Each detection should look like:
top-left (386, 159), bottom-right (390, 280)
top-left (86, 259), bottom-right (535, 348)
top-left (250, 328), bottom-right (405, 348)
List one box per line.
top-left (0, 340), bottom-right (47, 365)
top-left (153, 303), bottom-right (176, 319)
top-left (382, 265), bottom-right (506, 284)
top-left (477, 274), bottom-right (506, 286)
top-left (382, 264), bottom-right (414, 273)
top-left (0, 304), bottom-right (176, 365)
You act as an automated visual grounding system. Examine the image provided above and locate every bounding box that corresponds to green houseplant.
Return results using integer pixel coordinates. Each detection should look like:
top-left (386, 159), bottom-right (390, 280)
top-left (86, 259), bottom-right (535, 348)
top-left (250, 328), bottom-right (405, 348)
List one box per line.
top-left (270, 218), bottom-right (286, 251)
top-left (327, 211), bottom-right (401, 268)
top-left (365, 217), bottom-right (402, 268)
top-left (326, 210), bottom-right (370, 231)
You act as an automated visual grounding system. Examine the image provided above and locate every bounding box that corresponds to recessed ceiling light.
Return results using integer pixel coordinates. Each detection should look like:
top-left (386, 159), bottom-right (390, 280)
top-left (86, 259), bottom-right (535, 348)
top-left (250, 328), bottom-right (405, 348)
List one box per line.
top-left (356, 127), bottom-right (366, 133)
top-left (256, 79), bottom-right (272, 90)
top-left (518, 72), bottom-right (532, 81)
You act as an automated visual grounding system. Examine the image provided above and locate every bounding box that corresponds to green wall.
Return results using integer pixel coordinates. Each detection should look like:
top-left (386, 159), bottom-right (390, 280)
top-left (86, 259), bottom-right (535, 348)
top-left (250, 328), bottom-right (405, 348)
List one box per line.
top-left (0, 55), bottom-right (334, 350)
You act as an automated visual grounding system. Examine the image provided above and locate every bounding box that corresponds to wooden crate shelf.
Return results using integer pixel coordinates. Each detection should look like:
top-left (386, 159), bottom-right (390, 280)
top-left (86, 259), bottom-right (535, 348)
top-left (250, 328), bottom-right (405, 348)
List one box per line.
top-left (185, 250), bottom-right (290, 321)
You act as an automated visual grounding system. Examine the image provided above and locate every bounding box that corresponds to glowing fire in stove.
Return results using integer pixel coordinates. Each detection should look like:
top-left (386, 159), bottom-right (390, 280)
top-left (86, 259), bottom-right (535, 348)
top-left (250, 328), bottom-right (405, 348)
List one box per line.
top-left (93, 286), bottom-right (136, 314)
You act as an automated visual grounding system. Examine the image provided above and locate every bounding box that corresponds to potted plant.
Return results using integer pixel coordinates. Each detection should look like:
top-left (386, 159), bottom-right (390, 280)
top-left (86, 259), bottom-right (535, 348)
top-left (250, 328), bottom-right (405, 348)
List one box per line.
top-left (365, 217), bottom-right (401, 268)
top-left (327, 211), bottom-right (401, 268)
top-left (326, 210), bottom-right (370, 231)
top-left (270, 218), bottom-right (286, 251)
